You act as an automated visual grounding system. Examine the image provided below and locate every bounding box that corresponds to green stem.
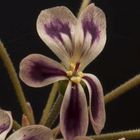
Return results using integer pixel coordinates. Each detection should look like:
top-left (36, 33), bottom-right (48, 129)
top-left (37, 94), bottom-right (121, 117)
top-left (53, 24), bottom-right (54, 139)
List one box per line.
top-left (39, 82), bottom-right (59, 125)
top-left (13, 120), bottom-right (21, 130)
top-left (52, 126), bottom-right (60, 138)
top-left (45, 93), bottom-right (63, 127)
top-left (57, 129), bottom-right (140, 140)
top-left (0, 41), bottom-right (35, 124)
top-left (105, 74), bottom-right (140, 104)
top-left (91, 129), bottom-right (140, 140)
top-left (77, 0), bottom-right (91, 17)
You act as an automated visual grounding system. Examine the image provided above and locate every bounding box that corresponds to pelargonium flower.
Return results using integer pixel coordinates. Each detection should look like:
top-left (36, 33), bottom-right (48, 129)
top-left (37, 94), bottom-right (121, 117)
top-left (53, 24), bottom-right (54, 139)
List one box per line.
top-left (0, 109), bottom-right (53, 140)
top-left (19, 3), bottom-right (106, 140)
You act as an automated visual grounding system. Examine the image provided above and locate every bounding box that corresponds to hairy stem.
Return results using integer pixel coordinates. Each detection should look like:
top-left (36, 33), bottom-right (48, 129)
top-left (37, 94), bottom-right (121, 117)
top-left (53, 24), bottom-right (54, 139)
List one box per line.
top-left (39, 82), bottom-right (59, 125)
top-left (52, 126), bottom-right (60, 138)
top-left (105, 74), bottom-right (140, 104)
top-left (0, 41), bottom-right (35, 124)
top-left (77, 0), bottom-right (91, 17)
top-left (45, 93), bottom-right (63, 127)
top-left (57, 129), bottom-right (140, 140)
top-left (13, 120), bottom-right (21, 130)
top-left (91, 129), bottom-right (140, 140)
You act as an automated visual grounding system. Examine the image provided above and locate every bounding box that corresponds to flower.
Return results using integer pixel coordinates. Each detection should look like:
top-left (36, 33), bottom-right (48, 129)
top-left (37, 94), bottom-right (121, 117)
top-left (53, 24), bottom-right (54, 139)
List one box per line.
top-left (19, 3), bottom-right (106, 140)
top-left (0, 109), bottom-right (53, 140)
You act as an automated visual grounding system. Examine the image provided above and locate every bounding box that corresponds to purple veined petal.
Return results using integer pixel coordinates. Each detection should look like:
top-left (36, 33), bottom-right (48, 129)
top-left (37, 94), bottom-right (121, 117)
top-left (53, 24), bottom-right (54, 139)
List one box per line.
top-left (60, 82), bottom-right (88, 140)
top-left (19, 54), bottom-right (68, 88)
top-left (7, 125), bottom-right (53, 140)
top-left (77, 3), bottom-right (106, 70)
top-left (36, 6), bottom-right (77, 68)
top-left (82, 73), bottom-right (106, 134)
top-left (0, 110), bottom-right (13, 140)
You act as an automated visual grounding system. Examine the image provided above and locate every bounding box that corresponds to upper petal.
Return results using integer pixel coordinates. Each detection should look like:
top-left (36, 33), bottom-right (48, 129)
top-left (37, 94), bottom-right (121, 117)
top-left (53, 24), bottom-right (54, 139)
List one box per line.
top-left (19, 54), bottom-right (67, 87)
top-left (60, 82), bottom-right (88, 140)
top-left (7, 125), bottom-right (53, 140)
top-left (36, 6), bottom-right (77, 68)
top-left (0, 110), bottom-right (13, 140)
top-left (76, 4), bottom-right (106, 70)
top-left (82, 74), bottom-right (106, 134)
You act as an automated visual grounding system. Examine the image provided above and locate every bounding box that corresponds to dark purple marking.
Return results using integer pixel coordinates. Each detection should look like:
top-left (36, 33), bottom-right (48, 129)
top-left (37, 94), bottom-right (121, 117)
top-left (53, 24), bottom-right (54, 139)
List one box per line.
top-left (44, 19), bottom-right (71, 43)
top-left (0, 123), bottom-right (9, 134)
top-left (29, 61), bottom-right (66, 82)
top-left (83, 76), bottom-right (99, 121)
top-left (64, 83), bottom-right (82, 137)
top-left (82, 18), bottom-right (100, 44)
top-left (23, 135), bottom-right (38, 140)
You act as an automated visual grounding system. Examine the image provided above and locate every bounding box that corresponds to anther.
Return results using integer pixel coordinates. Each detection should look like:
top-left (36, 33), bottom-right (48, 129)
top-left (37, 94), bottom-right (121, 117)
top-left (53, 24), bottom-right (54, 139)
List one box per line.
top-left (71, 76), bottom-right (82, 84)
top-left (66, 71), bottom-right (73, 77)
top-left (77, 71), bottom-right (84, 77)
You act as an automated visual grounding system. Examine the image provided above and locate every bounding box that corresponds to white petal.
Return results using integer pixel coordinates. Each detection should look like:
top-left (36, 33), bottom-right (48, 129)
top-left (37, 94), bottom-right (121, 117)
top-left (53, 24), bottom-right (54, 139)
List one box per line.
top-left (0, 110), bottom-right (13, 140)
top-left (36, 6), bottom-right (77, 67)
top-left (19, 54), bottom-right (68, 87)
top-left (76, 4), bottom-right (106, 70)
top-left (7, 125), bottom-right (53, 140)
top-left (60, 82), bottom-right (88, 140)
top-left (82, 73), bottom-right (106, 134)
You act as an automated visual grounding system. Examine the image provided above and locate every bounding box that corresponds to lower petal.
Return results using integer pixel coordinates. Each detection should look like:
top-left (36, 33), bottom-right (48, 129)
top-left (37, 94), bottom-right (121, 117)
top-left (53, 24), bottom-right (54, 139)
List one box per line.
top-left (60, 82), bottom-right (88, 140)
top-left (7, 125), bottom-right (53, 140)
top-left (19, 54), bottom-right (67, 87)
top-left (82, 73), bottom-right (106, 134)
top-left (0, 109), bottom-right (13, 140)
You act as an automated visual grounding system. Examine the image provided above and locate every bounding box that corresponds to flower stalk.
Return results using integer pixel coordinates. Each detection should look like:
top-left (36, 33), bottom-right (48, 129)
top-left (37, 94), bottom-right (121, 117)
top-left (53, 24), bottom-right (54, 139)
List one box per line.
top-left (0, 41), bottom-right (35, 124)
top-left (45, 93), bottom-right (63, 127)
top-left (13, 120), bottom-right (21, 130)
top-left (39, 82), bottom-right (59, 125)
top-left (52, 125), bottom-right (60, 138)
top-left (91, 129), bottom-right (140, 140)
top-left (78, 0), bottom-right (91, 17)
top-left (105, 74), bottom-right (140, 104)
top-left (57, 129), bottom-right (140, 140)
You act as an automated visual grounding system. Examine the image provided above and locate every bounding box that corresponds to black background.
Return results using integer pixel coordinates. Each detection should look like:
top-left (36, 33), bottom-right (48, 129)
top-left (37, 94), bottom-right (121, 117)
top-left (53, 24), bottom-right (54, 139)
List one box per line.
top-left (1, 0), bottom-right (140, 135)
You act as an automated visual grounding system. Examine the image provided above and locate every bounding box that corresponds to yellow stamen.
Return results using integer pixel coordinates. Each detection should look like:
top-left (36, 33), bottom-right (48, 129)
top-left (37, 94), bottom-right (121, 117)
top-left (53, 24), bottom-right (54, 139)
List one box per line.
top-left (71, 76), bottom-right (82, 84)
top-left (66, 71), bottom-right (73, 77)
top-left (77, 71), bottom-right (84, 77)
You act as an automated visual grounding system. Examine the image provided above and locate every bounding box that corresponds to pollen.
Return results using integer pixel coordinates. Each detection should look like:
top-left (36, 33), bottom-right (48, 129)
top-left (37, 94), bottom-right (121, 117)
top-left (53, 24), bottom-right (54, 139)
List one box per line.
top-left (66, 70), bottom-right (73, 77)
top-left (77, 71), bottom-right (84, 77)
top-left (71, 76), bottom-right (82, 84)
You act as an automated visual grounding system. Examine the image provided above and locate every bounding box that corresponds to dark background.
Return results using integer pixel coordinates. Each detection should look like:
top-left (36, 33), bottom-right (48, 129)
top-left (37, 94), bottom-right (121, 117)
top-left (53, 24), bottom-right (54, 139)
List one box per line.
top-left (1, 0), bottom-right (140, 135)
